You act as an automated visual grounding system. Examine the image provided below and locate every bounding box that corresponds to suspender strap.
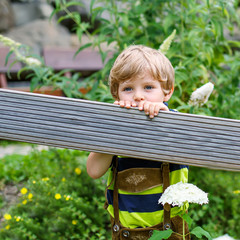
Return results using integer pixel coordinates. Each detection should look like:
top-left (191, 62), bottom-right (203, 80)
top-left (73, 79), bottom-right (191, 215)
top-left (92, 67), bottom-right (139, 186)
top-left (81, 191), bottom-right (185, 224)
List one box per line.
top-left (104, 156), bottom-right (118, 210)
top-left (112, 156), bottom-right (121, 236)
top-left (162, 163), bottom-right (171, 230)
top-left (110, 159), bottom-right (171, 236)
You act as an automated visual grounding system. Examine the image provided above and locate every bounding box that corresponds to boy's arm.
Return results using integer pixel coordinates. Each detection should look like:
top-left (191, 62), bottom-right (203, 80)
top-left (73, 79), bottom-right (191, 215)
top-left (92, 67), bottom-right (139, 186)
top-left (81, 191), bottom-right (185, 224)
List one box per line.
top-left (87, 152), bottom-right (113, 179)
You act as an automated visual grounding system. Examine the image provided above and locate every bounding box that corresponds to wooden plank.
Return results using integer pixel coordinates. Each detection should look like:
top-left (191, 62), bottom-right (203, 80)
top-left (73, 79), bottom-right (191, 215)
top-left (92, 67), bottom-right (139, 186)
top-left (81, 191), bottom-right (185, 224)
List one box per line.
top-left (43, 47), bottom-right (104, 72)
top-left (0, 88), bottom-right (240, 171)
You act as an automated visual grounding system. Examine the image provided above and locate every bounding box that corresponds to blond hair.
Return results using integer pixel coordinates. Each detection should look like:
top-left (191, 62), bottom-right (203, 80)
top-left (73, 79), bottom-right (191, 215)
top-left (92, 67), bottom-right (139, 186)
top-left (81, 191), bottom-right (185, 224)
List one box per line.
top-left (109, 45), bottom-right (175, 100)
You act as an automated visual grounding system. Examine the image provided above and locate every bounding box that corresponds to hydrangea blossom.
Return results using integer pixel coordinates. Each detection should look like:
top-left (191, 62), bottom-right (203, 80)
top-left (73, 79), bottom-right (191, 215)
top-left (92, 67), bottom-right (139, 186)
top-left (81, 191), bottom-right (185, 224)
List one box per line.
top-left (158, 182), bottom-right (208, 207)
top-left (189, 82), bottom-right (214, 107)
top-left (213, 234), bottom-right (235, 240)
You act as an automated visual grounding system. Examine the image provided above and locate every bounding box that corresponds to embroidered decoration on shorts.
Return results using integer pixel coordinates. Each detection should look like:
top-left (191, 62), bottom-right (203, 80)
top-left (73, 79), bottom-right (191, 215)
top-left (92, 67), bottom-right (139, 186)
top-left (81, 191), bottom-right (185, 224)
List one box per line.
top-left (131, 236), bottom-right (147, 240)
top-left (125, 173), bottom-right (146, 186)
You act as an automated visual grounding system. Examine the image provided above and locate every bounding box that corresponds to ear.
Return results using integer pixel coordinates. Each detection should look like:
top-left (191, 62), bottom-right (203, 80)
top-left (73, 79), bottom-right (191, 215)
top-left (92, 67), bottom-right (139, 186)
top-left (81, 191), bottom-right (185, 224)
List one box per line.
top-left (163, 86), bottom-right (174, 102)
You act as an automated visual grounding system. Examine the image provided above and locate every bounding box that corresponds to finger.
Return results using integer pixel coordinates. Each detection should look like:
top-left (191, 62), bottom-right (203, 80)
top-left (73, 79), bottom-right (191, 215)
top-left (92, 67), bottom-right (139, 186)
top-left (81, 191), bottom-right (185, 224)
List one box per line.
top-left (149, 104), bottom-right (156, 118)
top-left (153, 105), bottom-right (161, 117)
top-left (119, 100), bottom-right (125, 107)
top-left (138, 101), bottom-right (144, 111)
top-left (125, 101), bottom-right (131, 108)
top-left (131, 102), bottom-right (137, 107)
top-left (143, 102), bottom-right (150, 115)
top-left (160, 103), bottom-right (169, 111)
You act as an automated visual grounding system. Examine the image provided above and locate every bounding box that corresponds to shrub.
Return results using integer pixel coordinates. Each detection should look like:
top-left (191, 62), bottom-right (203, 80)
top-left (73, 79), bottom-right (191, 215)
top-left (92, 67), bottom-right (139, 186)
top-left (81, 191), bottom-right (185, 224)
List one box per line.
top-left (0, 148), bottom-right (111, 240)
top-left (1, 1), bottom-right (239, 118)
top-left (51, 0), bottom-right (240, 119)
top-left (189, 167), bottom-right (240, 239)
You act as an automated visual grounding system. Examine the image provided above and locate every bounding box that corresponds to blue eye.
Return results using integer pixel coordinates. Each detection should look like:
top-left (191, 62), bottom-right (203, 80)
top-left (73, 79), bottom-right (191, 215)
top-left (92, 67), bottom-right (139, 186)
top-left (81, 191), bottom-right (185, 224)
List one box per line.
top-left (145, 85), bottom-right (153, 90)
top-left (124, 87), bottom-right (132, 91)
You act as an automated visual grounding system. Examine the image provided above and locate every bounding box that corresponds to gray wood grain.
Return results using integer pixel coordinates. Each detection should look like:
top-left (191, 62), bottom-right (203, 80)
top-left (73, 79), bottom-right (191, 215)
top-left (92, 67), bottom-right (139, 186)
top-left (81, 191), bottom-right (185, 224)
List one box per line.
top-left (0, 89), bottom-right (240, 171)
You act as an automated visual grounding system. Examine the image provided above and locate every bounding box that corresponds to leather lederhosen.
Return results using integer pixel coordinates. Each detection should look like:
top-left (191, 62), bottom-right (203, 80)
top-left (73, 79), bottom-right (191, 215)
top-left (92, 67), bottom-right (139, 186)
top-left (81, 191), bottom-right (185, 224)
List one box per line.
top-left (105, 157), bottom-right (190, 240)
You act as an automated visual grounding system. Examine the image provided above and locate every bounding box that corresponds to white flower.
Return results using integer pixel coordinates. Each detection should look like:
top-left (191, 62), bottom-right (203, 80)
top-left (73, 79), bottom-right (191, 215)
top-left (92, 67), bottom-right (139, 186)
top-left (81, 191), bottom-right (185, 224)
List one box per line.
top-left (159, 29), bottom-right (176, 55)
top-left (213, 234), bottom-right (235, 240)
top-left (25, 57), bottom-right (42, 67)
top-left (158, 182), bottom-right (208, 207)
top-left (189, 82), bottom-right (214, 107)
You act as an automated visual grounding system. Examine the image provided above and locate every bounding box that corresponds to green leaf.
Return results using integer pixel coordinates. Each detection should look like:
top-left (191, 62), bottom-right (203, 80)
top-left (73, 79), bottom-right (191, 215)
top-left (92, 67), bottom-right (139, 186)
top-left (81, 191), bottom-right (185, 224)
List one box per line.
top-left (4, 50), bottom-right (14, 66)
top-left (54, 0), bottom-right (61, 9)
top-left (191, 227), bottom-right (212, 240)
top-left (90, 0), bottom-right (96, 14)
top-left (74, 43), bottom-right (92, 58)
top-left (72, 12), bottom-right (81, 25)
top-left (17, 66), bottom-right (30, 79)
top-left (121, 13), bottom-right (129, 28)
top-left (49, 9), bottom-right (59, 22)
top-left (181, 213), bottom-right (193, 229)
top-left (57, 15), bottom-right (72, 24)
top-left (65, 1), bottom-right (84, 8)
top-left (6, 60), bottom-right (19, 78)
top-left (30, 76), bottom-right (40, 91)
top-left (149, 229), bottom-right (173, 240)
top-left (228, 40), bottom-right (240, 48)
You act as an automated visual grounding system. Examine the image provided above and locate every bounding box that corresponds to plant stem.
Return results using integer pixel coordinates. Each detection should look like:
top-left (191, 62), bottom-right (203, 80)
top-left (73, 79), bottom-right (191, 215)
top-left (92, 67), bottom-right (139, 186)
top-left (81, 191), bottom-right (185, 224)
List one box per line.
top-left (183, 218), bottom-right (185, 240)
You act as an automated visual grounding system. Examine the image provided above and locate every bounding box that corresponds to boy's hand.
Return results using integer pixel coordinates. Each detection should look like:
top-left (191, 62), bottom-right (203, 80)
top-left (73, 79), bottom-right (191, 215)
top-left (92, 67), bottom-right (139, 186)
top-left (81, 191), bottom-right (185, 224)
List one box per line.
top-left (114, 100), bottom-right (169, 118)
top-left (138, 101), bottom-right (169, 118)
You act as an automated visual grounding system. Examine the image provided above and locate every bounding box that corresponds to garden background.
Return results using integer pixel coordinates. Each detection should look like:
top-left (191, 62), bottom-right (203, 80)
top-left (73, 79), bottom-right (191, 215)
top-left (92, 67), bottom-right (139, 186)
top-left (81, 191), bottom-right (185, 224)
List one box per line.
top-left (0, 0), bottom-right (240, 239)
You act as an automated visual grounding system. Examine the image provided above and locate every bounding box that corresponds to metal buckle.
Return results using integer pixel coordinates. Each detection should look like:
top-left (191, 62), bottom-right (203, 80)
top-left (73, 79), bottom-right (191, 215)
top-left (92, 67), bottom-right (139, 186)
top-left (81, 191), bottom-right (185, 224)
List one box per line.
top-left (122, 230), bottom-right (130, 238)
top-left (113, 224), bottom-right (120, 232)
top-left (164, 223), bottom-right (171, 230)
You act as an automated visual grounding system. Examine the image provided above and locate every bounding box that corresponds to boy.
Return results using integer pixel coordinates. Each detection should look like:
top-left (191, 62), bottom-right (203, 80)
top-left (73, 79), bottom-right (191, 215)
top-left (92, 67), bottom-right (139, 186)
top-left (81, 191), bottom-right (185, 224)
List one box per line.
top-left (87, 45), bottom-right (189, 240)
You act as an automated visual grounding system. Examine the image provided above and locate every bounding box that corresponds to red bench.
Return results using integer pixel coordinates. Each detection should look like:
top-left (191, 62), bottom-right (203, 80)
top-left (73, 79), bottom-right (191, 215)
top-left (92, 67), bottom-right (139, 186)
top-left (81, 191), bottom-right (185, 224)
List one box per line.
top-left (42, 47), bottom-right (104, 74)
top-left (0, 46), bottom-right (105, 96)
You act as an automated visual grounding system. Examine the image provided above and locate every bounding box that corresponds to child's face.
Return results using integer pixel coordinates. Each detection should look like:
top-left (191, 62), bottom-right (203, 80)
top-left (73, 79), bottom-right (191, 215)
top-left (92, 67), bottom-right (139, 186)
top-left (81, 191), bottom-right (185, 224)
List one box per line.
top-left (118, 72), bottom-right (170, 105)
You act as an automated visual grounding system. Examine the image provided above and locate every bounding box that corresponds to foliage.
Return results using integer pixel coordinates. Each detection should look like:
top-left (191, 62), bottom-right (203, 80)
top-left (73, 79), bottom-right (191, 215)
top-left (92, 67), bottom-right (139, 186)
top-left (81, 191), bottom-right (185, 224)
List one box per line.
top-left (49, 0), bottom-right (240, 120)
top-left (150, 228), bottom-right (173, 240)
top-left (1, 1), bottom-right (239, 117)
top-left (189, 167), bottom-right (240, 239)
top-left (1, 147), bottom-right (239, 239)
top-left (1, 1), bottom-right (239, 118)
top-left (151, 167), bottom-right (240, 240)
top-left (0, 148), bottom-right (110, 240)
top-left (0, 34), bottom-right (82, 98)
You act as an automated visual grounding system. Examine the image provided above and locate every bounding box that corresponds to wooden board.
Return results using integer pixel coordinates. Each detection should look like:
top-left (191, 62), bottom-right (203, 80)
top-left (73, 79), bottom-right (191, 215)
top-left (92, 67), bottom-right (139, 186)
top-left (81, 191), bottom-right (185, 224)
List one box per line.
top-left (0, 89), bottom-right (240, 171)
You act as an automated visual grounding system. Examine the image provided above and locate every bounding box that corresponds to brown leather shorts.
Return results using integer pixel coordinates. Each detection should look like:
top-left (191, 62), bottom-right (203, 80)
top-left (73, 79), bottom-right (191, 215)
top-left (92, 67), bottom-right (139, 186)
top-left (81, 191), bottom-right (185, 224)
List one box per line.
top-left (111, 215), bottom-right (190, 240)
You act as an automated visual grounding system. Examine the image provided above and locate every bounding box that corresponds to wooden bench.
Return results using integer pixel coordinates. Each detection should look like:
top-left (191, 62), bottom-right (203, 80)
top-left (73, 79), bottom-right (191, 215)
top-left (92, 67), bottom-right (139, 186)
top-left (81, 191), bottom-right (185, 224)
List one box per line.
top-left (0, 89), bottom-right (239, 172)
top-left (0, 46), bottom-right (105, 95)
top-left (42, 47), bottom-right (104, 76)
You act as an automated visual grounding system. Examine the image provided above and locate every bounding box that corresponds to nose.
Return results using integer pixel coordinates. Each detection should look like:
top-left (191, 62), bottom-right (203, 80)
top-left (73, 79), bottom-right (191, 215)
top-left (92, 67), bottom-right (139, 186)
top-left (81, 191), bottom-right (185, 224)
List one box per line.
top-left (133, 90), bottom-right (145, 101)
